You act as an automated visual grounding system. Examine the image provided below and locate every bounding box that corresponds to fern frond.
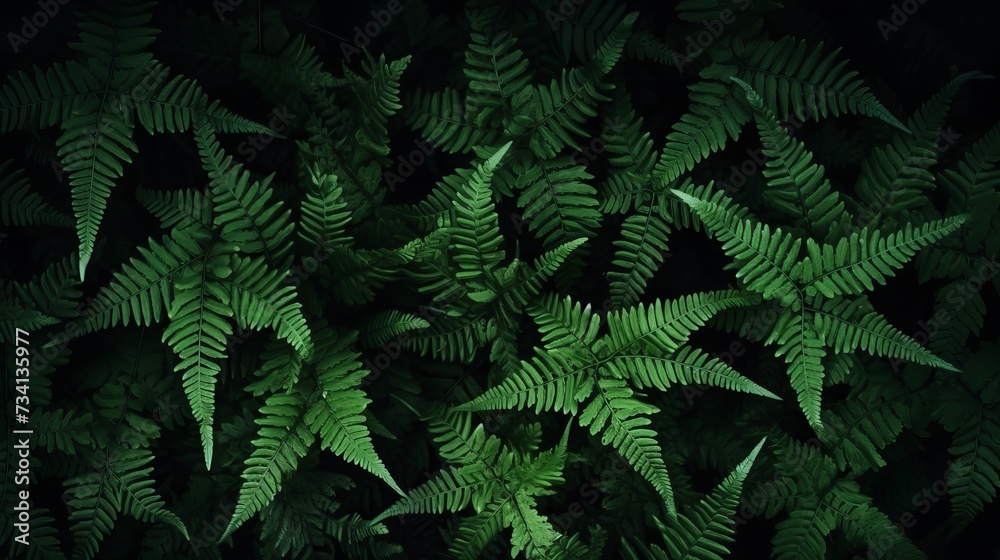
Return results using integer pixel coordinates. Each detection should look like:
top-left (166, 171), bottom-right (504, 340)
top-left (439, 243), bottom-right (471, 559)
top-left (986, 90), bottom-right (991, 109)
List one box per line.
top-left (464, 30), bottom-right (532, 125)
top-left (654, 77), bottom-right (750, 185)
top-left (298, 164), bottom-right (353, 249)
top-left (672, 190), bottom-right (804, 306)
top-left (645, 438), bottom-right (765, 560)
top-left (226, 256), bottom-right (313, 359)
top-left (77, 233), bottom-right (202, 336)
top-left (161, 252), bottom-right (236, 470)
top-left (304, 329), bottom-right (401, 494)
top-left (578, 377), bottom-right (674, 512)
top-left (351, 54), bottom-right (411, 166)
top-left (608, 204), bottom-right (673, 308)
top-left (453, 348), bottom-right (592, 415)
top-left (853, 71), bottom-right (990, 219)
top-left (812, 296), bottom-right (958, 371)
top-left (937, 386), bottom-right (1000, 531)
top-left (603, 290), bottom-right (756, 356)
top-left (450, 142), bottom-right (512, 289)
top-left (737, 36), bottom-right (908, 132)
top-left (0, 159), bottom-right (73, 227)
top-left (731, 76), bottom-right (848, 240)
top-left (405, 87), bottom-right (494, 154)
top-left (796, 216), bottom-right (967, 298)
top-left (196, 122), bottom-right (294, 264)
top-left (607, 346), bottom-right (779, 400)
top-left (68, 447), bottom-right (187, 560)
top-left (223, 390), bottom-right (315, 540)
top-left (514, 157), bottom-right (602, 249)
top-left (767, 308), bottom-right (827, 428)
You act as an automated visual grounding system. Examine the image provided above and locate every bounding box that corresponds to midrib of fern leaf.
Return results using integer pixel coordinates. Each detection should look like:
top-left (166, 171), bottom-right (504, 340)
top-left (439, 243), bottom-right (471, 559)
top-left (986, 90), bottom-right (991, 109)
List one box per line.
top-left (652, 438), bottom-right (765, 560)
top-left (768, 307), bottom-right (827, 428)
top-left (579, 377), bottom-right (675, 513)
top-left (852, 71), bottom-right (990, 221)
top-left (223, 390), bottom-right (316, 540)
top-left (731, 76), bottom-right (848, 241)
top-left (196, 122), bottom-right (294, 267)
top-left (514, 156), bottom-right (602, 250)
top-left (161, 251), bottom-right (235, 470)
top-left (654, 76), bottom-right (751, 186)
top-left (304, 328), bottom-right (402, 495)
top-left (736, 36), bottom-right (909, 132)
top-left (608, 204), bottom-right (673, 308)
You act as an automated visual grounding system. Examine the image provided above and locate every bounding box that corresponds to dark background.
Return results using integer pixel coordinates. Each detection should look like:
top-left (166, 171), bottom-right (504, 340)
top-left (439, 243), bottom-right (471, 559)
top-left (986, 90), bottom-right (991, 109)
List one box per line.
top-left (1, 0), bottom-right (999, 558)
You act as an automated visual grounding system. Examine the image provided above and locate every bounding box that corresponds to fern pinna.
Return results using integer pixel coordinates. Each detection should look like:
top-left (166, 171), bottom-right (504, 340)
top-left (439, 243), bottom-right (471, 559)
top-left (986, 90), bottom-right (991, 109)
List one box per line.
top-left (1, 0), bottom-right (998, 559)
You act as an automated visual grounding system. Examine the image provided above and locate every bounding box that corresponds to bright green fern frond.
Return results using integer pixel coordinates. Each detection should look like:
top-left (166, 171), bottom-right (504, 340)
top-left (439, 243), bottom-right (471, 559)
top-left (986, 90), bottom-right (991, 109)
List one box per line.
top-left (450, 142), bottom-right (512, 289)
top-left (731, 76), bottom-right (848, 240)
top-left (643, 438), bottom-right (765, 560)
top-left (374, 466), bottom-right (497, 523)
top-left (224, 390), bottom-right (316, 540)
top-left (454, 348), bottom-right (593, 415)
top-left (161, 251), bottom-right (235, 470)
top-left (796, 216), bottom-right (967, 298)
top-left (529, 293), bottom-right (602, 354)
top-left (304, 328), bottom-right (401, 495)
top-left (226, 256), bottom-right (313, 359)
top-left (767, 308), bottom-right (827, 428)
top-left (448, 501), bottom-right (506, 560)
top-left (811, 296), bottom-right (958, 371)
top-left (672, 190), bottom-right (804, 307)
top-left (607, 346), bottom-right (779, 400)
top-left (654, 76), bottom-right (751, 186)
top-left (77, 232), bottom-right (203, 336)
top-left (60, 96), bottom-right (138, 281)
top-left (196, 122), bottom-right (294, 264)
top-left (578, 377), bottom-right (675, 513)
top-left (603, 289), bottom-right (756, 356)
top-left (608, 204), bottom-right (673, 308)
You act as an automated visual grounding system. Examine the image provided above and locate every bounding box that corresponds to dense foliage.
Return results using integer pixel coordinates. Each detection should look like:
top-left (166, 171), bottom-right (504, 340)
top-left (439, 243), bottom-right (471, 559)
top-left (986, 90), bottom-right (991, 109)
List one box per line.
top-left (1, 0), bottom-right (999, 558)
